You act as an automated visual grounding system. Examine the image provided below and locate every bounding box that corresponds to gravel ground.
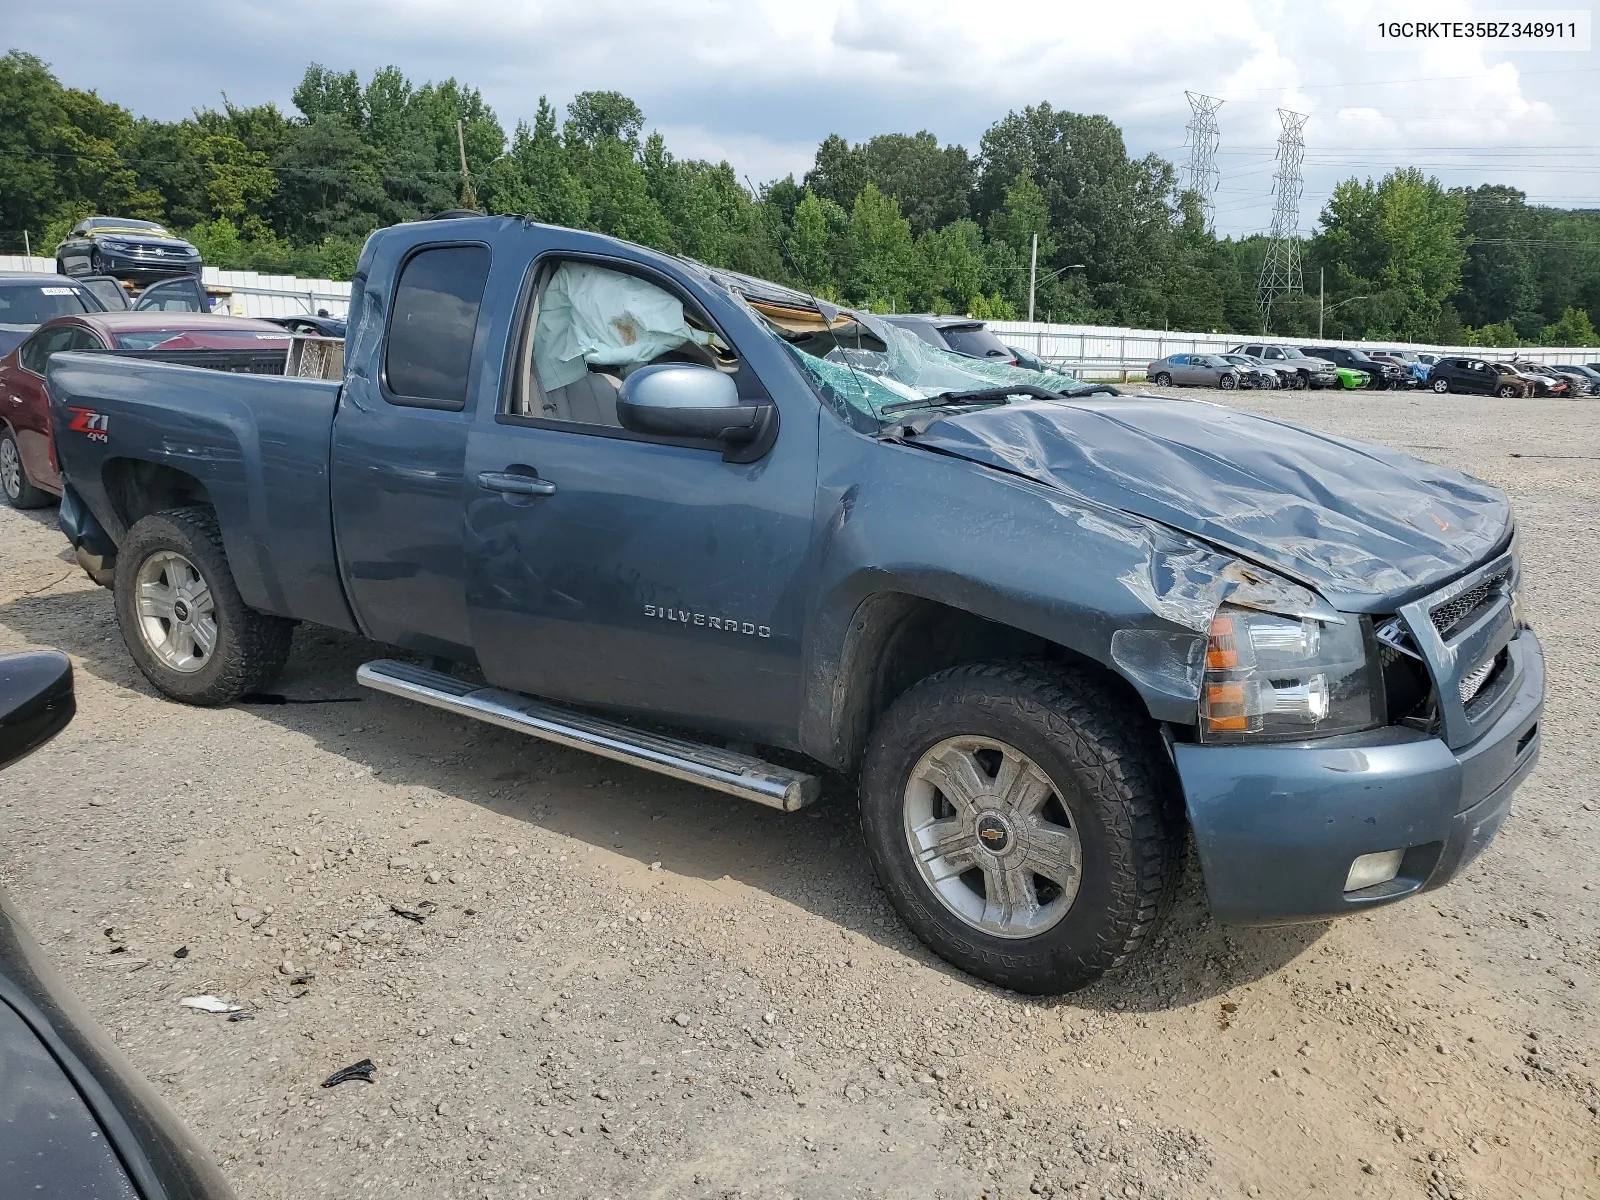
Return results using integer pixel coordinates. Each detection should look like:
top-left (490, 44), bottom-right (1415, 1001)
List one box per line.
top-left (1, 387), bottom-right (1597, 1200)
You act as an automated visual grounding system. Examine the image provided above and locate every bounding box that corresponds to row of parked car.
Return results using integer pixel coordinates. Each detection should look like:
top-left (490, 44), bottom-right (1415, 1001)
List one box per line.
top-left (1147, 342), bottom-right (1600, 397)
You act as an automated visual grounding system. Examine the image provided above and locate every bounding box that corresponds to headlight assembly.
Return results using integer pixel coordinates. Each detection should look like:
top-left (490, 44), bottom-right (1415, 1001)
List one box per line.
top-left (1199, 606), bottom-right (1383, 742)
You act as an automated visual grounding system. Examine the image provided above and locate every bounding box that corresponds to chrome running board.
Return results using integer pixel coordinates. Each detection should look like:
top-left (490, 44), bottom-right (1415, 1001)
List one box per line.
top-left (356, 659), bottom-right (820, 812)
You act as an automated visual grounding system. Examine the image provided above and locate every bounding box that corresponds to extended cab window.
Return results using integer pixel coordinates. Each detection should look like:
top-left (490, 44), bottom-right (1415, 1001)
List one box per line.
top-left (384, 244), bottom-right (491, 409)
top-left (510, 259), bottom-right (737, 428)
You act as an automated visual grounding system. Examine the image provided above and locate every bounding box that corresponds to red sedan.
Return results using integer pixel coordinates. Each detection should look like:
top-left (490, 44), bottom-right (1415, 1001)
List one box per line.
top-left (1, 312), bottom-right (290, 508)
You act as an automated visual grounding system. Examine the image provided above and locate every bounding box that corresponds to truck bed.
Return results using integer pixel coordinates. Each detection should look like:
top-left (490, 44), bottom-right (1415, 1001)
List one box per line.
top-left (46, 352), bottom-right (357, 631)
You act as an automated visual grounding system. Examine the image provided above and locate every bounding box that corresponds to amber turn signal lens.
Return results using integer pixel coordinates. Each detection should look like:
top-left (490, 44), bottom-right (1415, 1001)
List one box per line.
top-left (1206, 614), bottom-right (1239, 671)
top-left (1204, 682), bottom-right (1249, 732)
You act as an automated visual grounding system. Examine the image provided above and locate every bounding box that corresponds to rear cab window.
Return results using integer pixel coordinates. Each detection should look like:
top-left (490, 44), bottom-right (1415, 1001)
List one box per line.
top-left (0, 283), bottom-right (92, 325)
top-left (384, 244), bottom-right (492, 410)
top-left (940, 325), bottom-right (1013, 359)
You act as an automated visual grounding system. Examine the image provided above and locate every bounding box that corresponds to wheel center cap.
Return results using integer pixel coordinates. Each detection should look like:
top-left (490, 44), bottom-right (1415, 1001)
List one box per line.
top-left (975, 812), bottom-right (1012, 855)
top-left (173, 599), bottom-right (191, 623)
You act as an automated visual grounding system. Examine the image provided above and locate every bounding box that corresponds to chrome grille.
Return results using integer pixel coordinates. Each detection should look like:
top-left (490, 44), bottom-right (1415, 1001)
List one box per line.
top-left (1430, 570), bottom-right (1507, 639)
top-left (1458, 655), bottom-right (1497, 704)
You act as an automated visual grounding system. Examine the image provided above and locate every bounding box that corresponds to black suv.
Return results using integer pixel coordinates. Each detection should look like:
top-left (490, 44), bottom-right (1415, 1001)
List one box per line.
top-left (1426, 356), bottom-right (1523, 397)
top-left (1299, 345), bottom-right (1413, 390)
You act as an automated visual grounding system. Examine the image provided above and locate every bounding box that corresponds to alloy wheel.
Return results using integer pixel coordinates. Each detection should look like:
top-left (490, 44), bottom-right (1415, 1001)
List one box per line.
top-left (902, 735), bottom-right (1083, 939)
top-left (133, 551), bottom-right (218, 673)
top-left (0, 437), bottom-right (20, 501)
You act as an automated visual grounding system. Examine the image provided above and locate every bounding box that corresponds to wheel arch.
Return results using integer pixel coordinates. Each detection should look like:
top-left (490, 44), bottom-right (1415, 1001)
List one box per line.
top-left (101, 457), bottom-right (215, 534)
top-left (806, 588), bottom-right (1153, 775)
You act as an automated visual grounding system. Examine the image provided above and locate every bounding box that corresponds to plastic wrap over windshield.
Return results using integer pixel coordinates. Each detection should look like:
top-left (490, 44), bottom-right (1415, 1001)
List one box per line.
top-left (788, 315), bottom-right (1077, 423)
top-left (534, 262), bottom-right (710, 390)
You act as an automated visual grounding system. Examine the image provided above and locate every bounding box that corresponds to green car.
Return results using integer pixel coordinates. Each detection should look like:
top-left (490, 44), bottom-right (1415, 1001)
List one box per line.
top-left (1334, 366), bottom-right (1369, 390)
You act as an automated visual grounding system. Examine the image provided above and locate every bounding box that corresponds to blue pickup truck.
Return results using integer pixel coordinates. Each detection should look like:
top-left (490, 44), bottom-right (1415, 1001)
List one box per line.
top-left (45, 215), bottom-right (1543, 994)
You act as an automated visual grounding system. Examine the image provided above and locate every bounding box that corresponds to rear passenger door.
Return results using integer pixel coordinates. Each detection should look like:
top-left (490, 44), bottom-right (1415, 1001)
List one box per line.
top-left (331, 241), bottom-right (492, 662)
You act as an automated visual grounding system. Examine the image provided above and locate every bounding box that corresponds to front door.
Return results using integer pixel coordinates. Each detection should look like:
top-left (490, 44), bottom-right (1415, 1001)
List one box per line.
top-left (463, 252), bottom-right (818, 744)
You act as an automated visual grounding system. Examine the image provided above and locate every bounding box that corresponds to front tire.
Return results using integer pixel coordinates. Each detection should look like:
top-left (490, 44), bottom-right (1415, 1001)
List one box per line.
top-left (859, 663), bottom-right (1184, 994)
top-left (1219, 374), bottom-right (1238, 390)
top-left (1, 429), bottom-right (51, 509)
top-left (113, 507), bottom-right (294, 705)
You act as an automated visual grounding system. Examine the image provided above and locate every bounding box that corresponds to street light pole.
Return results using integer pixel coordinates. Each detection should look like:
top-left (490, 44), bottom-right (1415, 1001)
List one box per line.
top-left (1028, 233), bottom-right (1038, 323)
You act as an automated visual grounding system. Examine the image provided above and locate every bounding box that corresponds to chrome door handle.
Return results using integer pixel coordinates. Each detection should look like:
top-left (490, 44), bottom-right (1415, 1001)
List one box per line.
top-left (478, 471), bottom-right (556, 497)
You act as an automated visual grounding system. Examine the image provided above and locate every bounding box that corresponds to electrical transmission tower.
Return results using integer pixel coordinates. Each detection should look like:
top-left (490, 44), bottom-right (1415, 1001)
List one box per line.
top-left (1257, 109), bottom-right (1308, 327)
top-left (1183, 92), bottom-right (1223, 232)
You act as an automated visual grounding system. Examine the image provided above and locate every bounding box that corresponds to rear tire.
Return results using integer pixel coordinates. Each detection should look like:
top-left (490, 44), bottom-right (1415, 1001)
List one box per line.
top-left (113, 507), bottom-right (294, 705)
top-left (0, 429), bottom-right (51, 509)
top-left (859, 662), bottom-right (1184, 995)
top-left (1432, 378), bottom-right (1450, 394)
top-left (1151, 372), bottom-right (1172, 386)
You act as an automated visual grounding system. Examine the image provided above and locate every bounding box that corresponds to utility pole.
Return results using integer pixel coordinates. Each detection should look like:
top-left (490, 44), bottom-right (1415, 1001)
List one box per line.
top-left (1318, 268), bottom-right (1324, 338)
top-left (1257, 109), bottom-right (1309, 329)
top-left (456, 119), bottom-right (478, 211)
top-left (1028, 233), bottom-right (1038, 323)
top-left (22, 231), bottom-right (30, 258)
top-left (1183, 92), bottom-right (1224, 234)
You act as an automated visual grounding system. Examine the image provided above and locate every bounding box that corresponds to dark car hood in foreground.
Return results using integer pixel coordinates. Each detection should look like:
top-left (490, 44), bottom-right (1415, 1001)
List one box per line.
top-left (913, 396), bottom-right (1509, 610)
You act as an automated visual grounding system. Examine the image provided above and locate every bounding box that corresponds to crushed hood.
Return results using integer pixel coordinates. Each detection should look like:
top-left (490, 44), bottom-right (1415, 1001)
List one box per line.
top-left (912, 396), bottom-right (1510, 610)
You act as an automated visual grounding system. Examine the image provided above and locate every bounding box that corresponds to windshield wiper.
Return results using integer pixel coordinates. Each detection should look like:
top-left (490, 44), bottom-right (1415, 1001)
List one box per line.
top-left (879, 383), bottom-right (1067, 417)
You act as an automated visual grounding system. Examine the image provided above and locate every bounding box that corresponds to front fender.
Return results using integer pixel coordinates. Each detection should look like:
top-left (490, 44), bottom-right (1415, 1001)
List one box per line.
top-left (798, 423), bottom-right (1239, 764)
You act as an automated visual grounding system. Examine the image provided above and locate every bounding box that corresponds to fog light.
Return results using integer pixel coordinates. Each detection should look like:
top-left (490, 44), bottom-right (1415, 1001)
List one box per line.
top-left (1345, 850), bottom-right (1404, 892)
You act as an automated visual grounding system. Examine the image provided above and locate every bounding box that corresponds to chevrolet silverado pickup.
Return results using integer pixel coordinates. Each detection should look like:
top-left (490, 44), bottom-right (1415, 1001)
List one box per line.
top-left (45, 215), bottom-right (1544, 994)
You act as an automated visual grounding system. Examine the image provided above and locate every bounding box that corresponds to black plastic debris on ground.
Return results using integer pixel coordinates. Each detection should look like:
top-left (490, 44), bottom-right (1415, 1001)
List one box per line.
top-left (173, 946), bottom-right (188, 959)
top-left (390, 900), bottom-right (437, 924)
top-left (321, 1059), bottom-right (376, 1088)
top-left (227, 1010), bottom-right (253, 1022)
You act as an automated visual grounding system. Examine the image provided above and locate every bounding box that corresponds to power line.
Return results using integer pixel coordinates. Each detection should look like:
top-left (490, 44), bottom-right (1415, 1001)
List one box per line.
top-left (1258, 110), bottom-right (1309, 325)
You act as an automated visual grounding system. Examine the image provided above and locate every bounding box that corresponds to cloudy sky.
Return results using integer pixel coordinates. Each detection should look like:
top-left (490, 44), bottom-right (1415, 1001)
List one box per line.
top-left (10, 0), bottom-right (1599, 236)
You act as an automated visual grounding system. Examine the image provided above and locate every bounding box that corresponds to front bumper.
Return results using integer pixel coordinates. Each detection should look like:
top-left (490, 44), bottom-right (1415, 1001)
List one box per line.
top-left (97, 249), bottom-right (200, 282)
top-left (1174, 626), bottom-right (1543, 925)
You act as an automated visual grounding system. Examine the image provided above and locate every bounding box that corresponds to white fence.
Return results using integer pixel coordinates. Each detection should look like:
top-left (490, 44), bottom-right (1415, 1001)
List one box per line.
top-left (0, 255), bottom-right (351, 319)
top-left (987, 319), bottom-right (1596, 379)
top-left (3, 250), bottom-right (1594, 368)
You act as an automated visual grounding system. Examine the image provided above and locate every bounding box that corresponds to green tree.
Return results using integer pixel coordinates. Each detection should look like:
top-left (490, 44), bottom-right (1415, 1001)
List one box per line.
top-left (1542, 306), bottom-right (1598, 346)
top-left (787, 189), bottom-right (847, 296)
top-left (845, 184), bottom-right (914, 311)
top-left (564, 91), bottom-right (645, 147)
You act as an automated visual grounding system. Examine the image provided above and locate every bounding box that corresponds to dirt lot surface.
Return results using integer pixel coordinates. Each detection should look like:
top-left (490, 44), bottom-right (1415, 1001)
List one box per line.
top-left (1, 388), bottom-right (1597, 1200)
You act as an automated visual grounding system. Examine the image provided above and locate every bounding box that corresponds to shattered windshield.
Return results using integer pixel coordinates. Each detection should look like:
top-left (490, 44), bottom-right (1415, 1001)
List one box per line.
top-left (745, 301), bottom-right (1101, 429)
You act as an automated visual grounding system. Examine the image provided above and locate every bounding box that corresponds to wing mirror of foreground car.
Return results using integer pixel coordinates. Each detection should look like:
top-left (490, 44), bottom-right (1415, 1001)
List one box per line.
top-left (0, 651), bottom-right (75, 771)
top-left (616, 363), bottom-right (777, 461)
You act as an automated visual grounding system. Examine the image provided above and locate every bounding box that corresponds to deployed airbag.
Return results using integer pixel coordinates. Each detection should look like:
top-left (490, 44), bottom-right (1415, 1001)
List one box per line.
top-left (534, 262), bottom-right (709, 390)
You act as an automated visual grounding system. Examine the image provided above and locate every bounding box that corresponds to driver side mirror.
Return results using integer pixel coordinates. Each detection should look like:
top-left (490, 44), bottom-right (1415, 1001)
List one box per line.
top-left (616, 363), bottom-right (777, 462)
top-left (0, 652), bottom-right (75, 772)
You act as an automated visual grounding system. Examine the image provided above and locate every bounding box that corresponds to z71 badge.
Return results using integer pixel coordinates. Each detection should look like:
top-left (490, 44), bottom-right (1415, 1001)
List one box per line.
top-left (644, 604), bottom-right (771, 638)
top-left (67, 407), bottom-right (109, 443)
